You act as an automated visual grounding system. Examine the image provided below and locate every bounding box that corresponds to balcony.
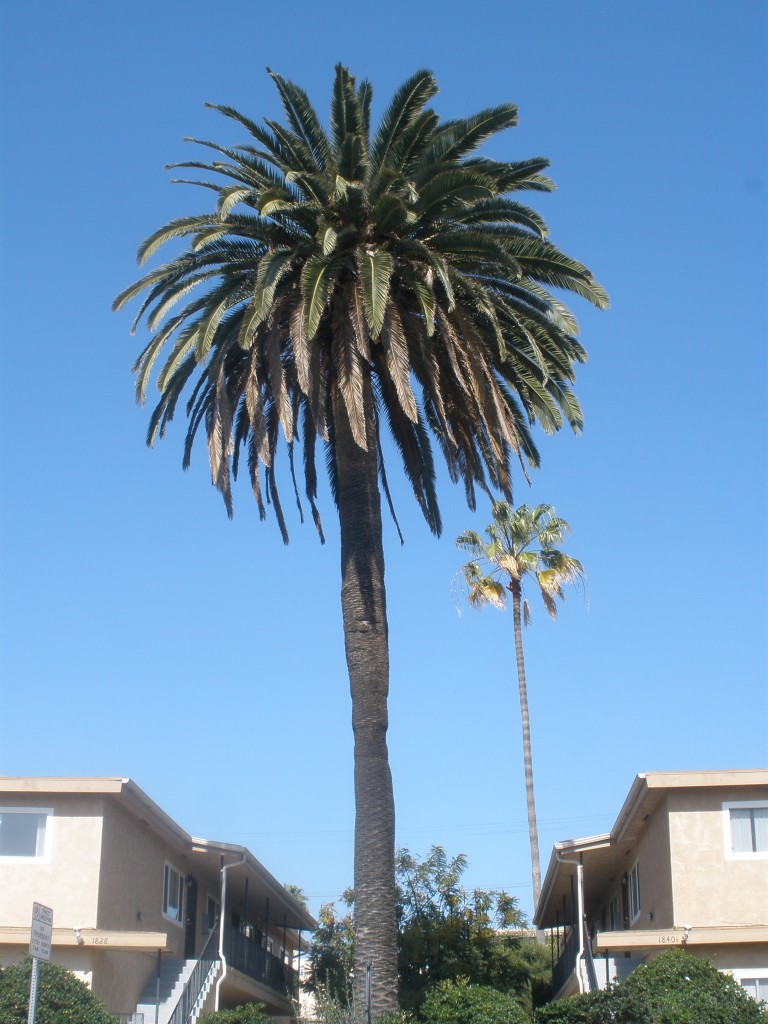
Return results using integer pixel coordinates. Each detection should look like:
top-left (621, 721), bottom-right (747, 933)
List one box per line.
top-left (222, 923), bottom-right (298, 997)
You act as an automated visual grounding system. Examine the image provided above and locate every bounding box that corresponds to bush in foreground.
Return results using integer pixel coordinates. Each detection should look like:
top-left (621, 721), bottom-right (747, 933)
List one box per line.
top-left (199, 1004), bottom-right (270, 1024)
top-left (534, 948), bottom-right (768, 1023)
top-left (0, 957), bottom-right (115, 1024)
top-left (421, 978), bottom-right (529, 1024)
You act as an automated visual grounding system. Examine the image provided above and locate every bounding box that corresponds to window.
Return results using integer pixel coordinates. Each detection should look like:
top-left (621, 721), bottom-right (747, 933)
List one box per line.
top-left (0, 808), bottom-right (50, 858)
top-left (731, 970), bottom-right (768, 1003)
top-left (628, 861), bottom-right (641, 923)
top-left (724, 801), bottom-right (768, 858)
top-left (741, 977), bottom-right (768, 1003)
top-left (163, 863), bottom-right (184, 924)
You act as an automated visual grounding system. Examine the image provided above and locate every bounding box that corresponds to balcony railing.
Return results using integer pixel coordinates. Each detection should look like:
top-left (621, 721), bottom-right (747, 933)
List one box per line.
top-left (552, 924), bottom-right (579, 995)
top-left (223, 924), bottom-right (297, 998)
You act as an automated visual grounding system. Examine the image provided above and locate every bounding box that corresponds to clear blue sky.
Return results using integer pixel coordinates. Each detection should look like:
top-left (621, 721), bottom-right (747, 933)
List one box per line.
top-left (1, 1), bottom-right (766, 923)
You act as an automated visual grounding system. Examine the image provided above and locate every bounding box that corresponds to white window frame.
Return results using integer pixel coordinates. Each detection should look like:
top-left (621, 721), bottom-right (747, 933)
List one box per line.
top-left (628, 860), bottom-right (641, 924)
top-left (0, 807), bottom-right (53, 861)
top-left (162, 862), bottom-right (185, 926)
top-left (729, 968), bottom-right (768, 1003)
top-left (722, 800), bottom-right (768, 860)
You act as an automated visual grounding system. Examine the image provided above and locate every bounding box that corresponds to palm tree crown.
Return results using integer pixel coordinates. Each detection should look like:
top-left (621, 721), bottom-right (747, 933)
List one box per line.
top-left (115, 66), bottom-right (605, 1014)
top-left (115, 66), bottom-right (607, 541)
top-left (457, 502), bottom-right (585, 622)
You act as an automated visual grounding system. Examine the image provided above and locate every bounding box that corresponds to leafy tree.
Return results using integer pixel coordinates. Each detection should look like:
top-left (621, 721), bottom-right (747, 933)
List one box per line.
top-left (397, 846), bottom-right (527, 1010)
top-left (306, 902), bottom-right (355, 1006)
top-left (307, 847), bottom-right (549, 1015)
top-left (115, 65), bottom-right (606, 1016)
top-left (0, 957), bottom-right (115, 1024)
top-left (199, 1005), bottom-right (270, 1024)
top-left (534, 948), bottom-right (768, 1023)
top-left (420, 978), bottom-right (528, 1024)
top-left (457, 503), bottom-right (584, 920)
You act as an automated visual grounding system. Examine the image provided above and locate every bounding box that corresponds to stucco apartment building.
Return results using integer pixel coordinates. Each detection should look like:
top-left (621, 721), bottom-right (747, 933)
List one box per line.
top-left (0, 777), bottom-right (316, 1023)
top-left (534, 769), bottom-right (768, 1004)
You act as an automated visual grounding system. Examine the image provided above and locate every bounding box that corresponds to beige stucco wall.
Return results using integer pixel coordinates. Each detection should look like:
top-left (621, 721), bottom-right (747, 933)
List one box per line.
top-left (667, 788), bottom-right (768, 927)
top-left (98, 798), bottom-right (185, 943)
top-left (89, 948), bottom-right (162, 1014)
top-left (629, 797), bottom-right (675, 929)
top-left (92, 797), bottom-right (194, 1010)
top-left (0, 794), bottom-right (103, 929)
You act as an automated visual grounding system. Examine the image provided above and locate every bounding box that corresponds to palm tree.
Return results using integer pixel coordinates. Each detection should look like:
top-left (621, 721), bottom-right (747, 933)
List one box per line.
top-left (456, 502), bottom-right (585, 927)
top-left (114, 67), bottom-right (606, 1015)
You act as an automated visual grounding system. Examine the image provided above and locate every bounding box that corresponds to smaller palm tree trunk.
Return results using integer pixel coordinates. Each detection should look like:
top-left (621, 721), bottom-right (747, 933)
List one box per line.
top-left (509, 580), bottom-right (544, 942)
top-left (333, 376), bottom-right (399, 1019)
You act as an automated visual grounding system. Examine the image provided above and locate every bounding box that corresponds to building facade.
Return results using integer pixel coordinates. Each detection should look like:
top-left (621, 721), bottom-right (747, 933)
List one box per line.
top-left (534, 770), bottom-right (768, 1003)
top-left (0, 777), bottom-right (317, 1023)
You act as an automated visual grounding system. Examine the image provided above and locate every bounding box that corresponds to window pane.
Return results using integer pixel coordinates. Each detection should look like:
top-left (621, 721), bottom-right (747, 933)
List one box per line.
top-left (730, 809), bottom-right (754, 852)
top-left (163, 864), bottom-right (183, 921)
top-left (753, 809), bottom-right (768, 853)
top-left (0, 813), bottom-right (45, 856)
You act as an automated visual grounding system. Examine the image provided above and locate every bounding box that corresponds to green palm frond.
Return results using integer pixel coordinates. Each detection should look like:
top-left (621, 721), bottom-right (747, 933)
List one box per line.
top-left (357, 248), bottom-right (393, 338)
top-left (371, 69), bottom-right (438, 171)
top-left (301, 255), bottom-right (340, 339)
top-left (267, 68), bottom-right (331, 172)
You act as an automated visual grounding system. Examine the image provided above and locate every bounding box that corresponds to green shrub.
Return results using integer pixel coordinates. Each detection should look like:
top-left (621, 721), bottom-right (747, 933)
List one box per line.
top-left (420, 978), bottom-right (529, 1024)
top-left (0, 957), bottom-right (115, 1024)
top-left (199, 1004), bottom-right (270, 1024)
top-left (534, 949), bottom-right (768, 1024)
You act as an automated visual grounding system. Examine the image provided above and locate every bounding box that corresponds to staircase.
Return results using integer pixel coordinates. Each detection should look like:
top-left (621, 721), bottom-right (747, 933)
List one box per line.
top-left (134, 955), bottom-right (218, 1024)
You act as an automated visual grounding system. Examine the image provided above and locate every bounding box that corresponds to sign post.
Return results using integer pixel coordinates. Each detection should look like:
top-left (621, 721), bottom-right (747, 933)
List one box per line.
top-left (28, 902), bottom-right (53, 1024)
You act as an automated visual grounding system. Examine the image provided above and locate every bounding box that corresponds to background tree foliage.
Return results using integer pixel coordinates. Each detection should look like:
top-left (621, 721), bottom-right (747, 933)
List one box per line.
top-left (0, 958), bottom-right (115, 1024)
top-left (534, 949), bottom-right (768, 1024)
top-left (306, 847), bottom-right (551, 1015)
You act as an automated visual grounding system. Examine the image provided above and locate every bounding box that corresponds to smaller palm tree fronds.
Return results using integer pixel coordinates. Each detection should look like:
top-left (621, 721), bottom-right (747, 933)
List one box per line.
top-left (456, 502), bottom-right (584, 921)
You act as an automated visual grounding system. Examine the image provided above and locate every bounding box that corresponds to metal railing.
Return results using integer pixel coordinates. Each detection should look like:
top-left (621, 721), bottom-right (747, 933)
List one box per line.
top-left (166, 925), bottom-right (220, 1024)
top-left (582, 916), bottom-right (598, 992)
top-left (552, 924), bottom-right (578, 996)
top-left (223, 924), bottom-right (297, 997)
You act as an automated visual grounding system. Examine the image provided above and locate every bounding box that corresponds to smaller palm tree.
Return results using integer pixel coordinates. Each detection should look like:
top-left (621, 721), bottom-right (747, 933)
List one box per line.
top-left (456, 502), bottom-right (584, 923)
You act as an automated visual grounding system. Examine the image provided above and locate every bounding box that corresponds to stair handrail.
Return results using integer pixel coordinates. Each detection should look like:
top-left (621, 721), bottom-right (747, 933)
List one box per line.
top-left (166, 925), bottom-right (221, 1024)
top-left (581, 915), bottom-right (598, 993)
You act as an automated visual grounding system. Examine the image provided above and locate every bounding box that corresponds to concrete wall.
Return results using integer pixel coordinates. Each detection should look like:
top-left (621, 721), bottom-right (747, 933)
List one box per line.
top-left (667, 788), bottom-right (768, 927)
top-left (1, 794), bottom-right (103, 929)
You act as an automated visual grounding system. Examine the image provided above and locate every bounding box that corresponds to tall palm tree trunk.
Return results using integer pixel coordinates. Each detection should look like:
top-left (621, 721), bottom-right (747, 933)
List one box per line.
top-left (333, 374), bottom-right (399, 1019)
top-left (509, 580), bottom-right (544, 941)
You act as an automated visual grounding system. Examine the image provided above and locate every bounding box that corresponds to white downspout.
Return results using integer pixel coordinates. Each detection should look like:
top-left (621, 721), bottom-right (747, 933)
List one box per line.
top-left (215, 853), bottom-right (247, 1010)
top-left (555, 851), bottom-right (585, 994)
